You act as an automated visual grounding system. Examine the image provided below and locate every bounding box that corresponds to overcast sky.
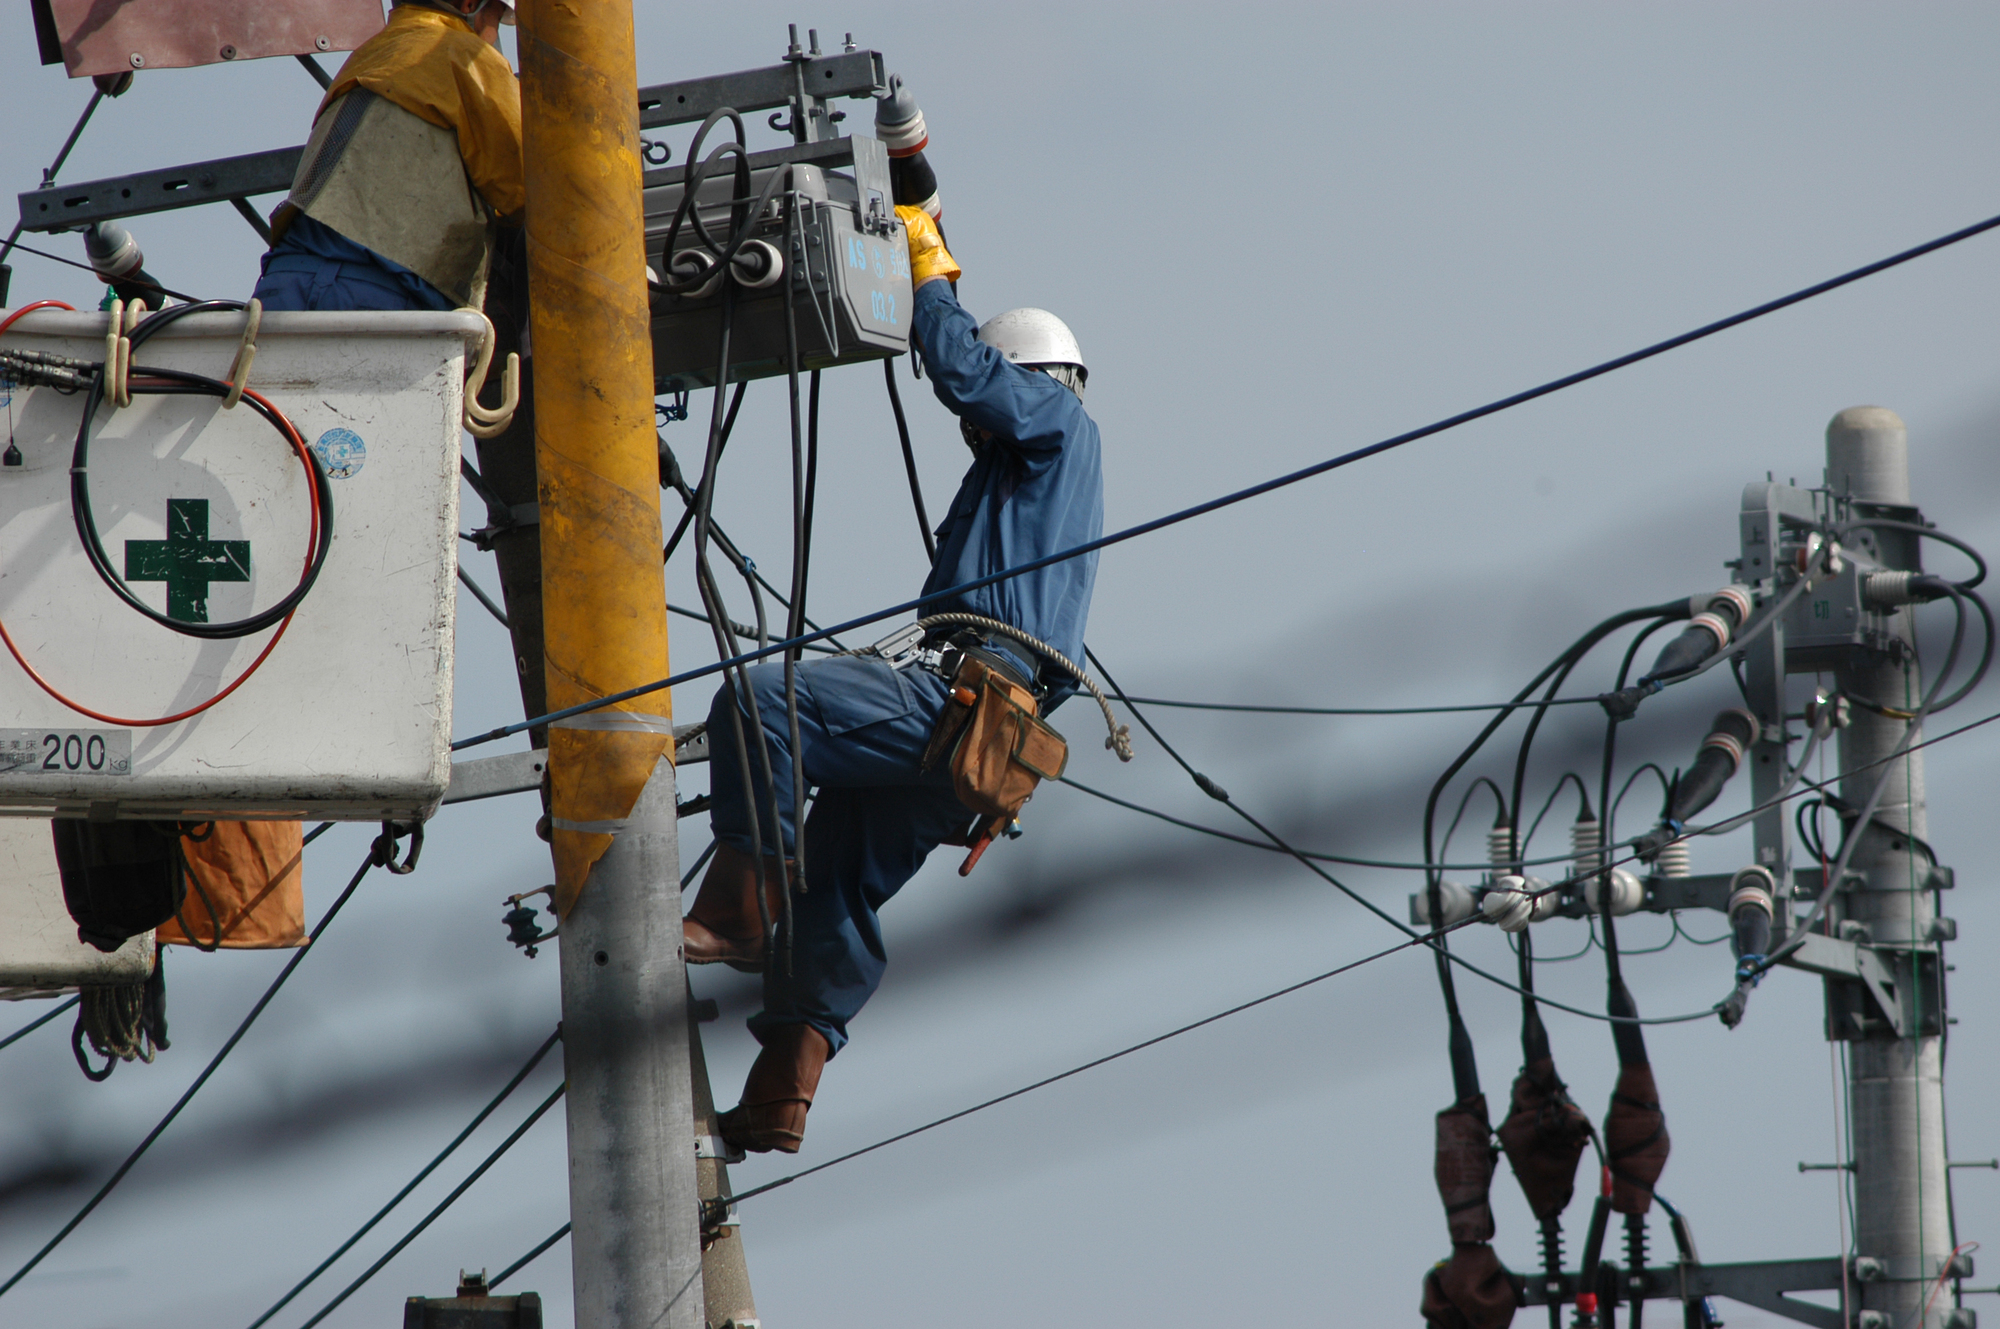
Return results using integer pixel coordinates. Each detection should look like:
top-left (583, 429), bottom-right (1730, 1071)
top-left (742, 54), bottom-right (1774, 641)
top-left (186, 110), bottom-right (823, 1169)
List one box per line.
top-left (4, 3), bottom-right (2000, 1327)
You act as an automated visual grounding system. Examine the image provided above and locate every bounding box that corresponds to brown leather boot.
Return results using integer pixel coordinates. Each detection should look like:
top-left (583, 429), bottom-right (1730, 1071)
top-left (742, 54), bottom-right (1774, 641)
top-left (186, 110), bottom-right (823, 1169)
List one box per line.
top-left (682, 843), bottom-right (789, 972)
top-left (718, 1024), bottom-right (829, 1154)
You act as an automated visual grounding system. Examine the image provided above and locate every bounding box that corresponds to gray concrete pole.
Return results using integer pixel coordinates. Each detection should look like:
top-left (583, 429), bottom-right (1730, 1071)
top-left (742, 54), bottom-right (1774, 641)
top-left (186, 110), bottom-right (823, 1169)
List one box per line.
top-left (556, 757), bottom-right (706, 1329)
top-left (1827, 407), bottom-right (1955, 1329)
top-left (688, 1001), bottom-right (760, 1328)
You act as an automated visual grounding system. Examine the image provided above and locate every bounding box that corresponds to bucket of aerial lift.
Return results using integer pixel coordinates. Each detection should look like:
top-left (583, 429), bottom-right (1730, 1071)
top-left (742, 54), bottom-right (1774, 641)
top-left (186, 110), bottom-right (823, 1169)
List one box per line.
top-left (0, 307), bottom-right (479, 822)
top-left (0, 815), bottom-right (151, 993)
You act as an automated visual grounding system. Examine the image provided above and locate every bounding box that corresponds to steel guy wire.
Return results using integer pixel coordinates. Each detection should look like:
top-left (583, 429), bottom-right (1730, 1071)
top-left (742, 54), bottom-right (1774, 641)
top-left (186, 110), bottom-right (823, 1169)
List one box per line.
top-left (490, 1222), bottom-right (571, 1289)
top-left (451, 204), bottom-right (2000, 753)
top-left (244, 1026), bottom-right (564, 1329)
top-left (0, 837), bottom-right (388, 1299)
top-left (296, 1081), bottom-right (568, 1329)
top-left (0, 995), bottom-right (79, 1055)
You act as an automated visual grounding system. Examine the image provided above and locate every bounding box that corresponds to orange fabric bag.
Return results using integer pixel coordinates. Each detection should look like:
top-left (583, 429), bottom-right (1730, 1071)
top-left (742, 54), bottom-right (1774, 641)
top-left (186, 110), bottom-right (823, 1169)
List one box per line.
top-left (155, 821), bottom-right (306, 949)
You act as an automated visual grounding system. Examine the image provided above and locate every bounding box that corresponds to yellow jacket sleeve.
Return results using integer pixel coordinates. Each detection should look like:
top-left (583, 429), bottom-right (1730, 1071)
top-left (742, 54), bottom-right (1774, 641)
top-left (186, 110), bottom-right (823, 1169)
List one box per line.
top-left (321, 6), bottom-right (526, 218)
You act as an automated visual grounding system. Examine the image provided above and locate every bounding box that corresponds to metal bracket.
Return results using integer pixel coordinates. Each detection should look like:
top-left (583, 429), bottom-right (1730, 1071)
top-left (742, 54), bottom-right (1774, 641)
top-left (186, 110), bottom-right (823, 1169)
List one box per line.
top-left (695, 1134), bottom-right (745, 1163)
top-left (1782, 932), bottom-right (1909, 1037)
top-left (1521, 1256), bottom-right (1846, 1329)
top-left (637, 49), bottom-right (883, 131)
top-left (17, 146), bottom-right (301, 233)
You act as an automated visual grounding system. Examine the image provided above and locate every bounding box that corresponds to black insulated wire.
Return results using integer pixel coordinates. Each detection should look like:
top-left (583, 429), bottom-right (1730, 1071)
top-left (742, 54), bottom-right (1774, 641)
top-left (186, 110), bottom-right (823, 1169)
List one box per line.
top-left (457, 205), bottom-right (2000, 754)
top-left (0, 842), bottom-right (380, 1301)
top-left (67, 300), bottom-right (334, 639)
top-left (243, 1027), bottom-right (564, 1329)
top-left (884, 356), bottom-right (936, 559)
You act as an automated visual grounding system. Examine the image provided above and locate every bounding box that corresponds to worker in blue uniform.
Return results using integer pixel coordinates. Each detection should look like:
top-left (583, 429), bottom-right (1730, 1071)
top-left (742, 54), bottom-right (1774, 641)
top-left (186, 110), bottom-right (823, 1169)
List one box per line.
top-left (685, 204), bottom-right (1103, 1153)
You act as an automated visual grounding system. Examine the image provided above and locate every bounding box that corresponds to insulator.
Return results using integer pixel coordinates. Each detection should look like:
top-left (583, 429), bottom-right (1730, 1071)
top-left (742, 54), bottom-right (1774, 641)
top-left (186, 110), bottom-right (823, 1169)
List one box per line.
top-left (1420, 880), bottom-right (1477, 928)
top-left (1584, 867), bottom-right (1646, 916)
top-left (1487, 824), bottom-right (1515, 875)
top-left (1655, 840), bottom-right (1692, 879)
top-left (1481, 877), bottom-right (1534, 932)
top-left (1570, 817), bottom-right (1603, 878)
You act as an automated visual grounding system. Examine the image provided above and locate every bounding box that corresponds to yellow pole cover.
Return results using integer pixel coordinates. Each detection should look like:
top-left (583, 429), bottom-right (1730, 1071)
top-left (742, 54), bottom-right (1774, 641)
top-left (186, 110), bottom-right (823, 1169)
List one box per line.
top-left (517, 0), bottom-right (671, 917)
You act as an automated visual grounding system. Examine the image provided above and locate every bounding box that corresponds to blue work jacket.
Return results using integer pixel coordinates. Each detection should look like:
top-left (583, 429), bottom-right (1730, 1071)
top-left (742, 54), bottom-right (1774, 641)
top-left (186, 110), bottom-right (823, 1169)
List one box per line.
top-left (912, 281), bottom-right (1103, 705)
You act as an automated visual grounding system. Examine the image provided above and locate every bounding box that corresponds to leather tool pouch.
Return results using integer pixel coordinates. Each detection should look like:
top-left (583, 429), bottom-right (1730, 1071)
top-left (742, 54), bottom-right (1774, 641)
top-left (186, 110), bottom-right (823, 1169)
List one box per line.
top-left (921, 656), bottom-right (1069, 819)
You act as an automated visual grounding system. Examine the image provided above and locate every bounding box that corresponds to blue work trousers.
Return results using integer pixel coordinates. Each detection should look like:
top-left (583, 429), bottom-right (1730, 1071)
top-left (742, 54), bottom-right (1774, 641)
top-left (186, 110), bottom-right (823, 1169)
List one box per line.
top-left (251, 215), bottom-right (455, 312)
top-left (704, 656), bottom-right (975, 1055)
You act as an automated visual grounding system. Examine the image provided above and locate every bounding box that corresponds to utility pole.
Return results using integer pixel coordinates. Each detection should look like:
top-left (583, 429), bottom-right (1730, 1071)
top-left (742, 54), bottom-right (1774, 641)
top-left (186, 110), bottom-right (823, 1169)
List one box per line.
top-left (518, 1), bottom-right (704, 1326)
top-left (1826, 408), bottom-right (1954, 1329)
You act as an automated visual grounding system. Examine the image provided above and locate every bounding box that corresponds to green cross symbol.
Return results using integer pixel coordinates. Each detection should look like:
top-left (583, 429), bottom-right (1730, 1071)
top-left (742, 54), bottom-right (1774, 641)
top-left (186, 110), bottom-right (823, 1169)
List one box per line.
top-left (123, 499), bottom-right (250, 623)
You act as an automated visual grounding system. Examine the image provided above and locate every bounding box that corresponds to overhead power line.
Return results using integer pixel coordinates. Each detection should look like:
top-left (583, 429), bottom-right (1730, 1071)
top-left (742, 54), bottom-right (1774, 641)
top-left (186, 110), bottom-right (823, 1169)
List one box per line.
top-left (491, 1222), bottom-right (572, 1289)
top-left (451, 204), bottom-right (2000, 752)
top-left (0, 995), bottom-right (79, 1055)
top-left (0, 837), bottom-right (392, 1300)
top-left (296, 1081), bottom-right (568, 1329)
top-left (1118, 694), bottom-right (1606, 716)
top-left (245, 1027), bottom-right (564, 1329)
top-left (702, 707), bottom-right (2000, 1215)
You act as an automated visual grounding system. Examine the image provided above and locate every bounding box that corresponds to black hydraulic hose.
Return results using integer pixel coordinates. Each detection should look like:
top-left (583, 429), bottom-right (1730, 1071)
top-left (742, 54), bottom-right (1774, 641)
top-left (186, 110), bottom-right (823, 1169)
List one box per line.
top-left (66, 300), bottom-right (334, 639)
top-left (884, 357), bottom-right (936, 560)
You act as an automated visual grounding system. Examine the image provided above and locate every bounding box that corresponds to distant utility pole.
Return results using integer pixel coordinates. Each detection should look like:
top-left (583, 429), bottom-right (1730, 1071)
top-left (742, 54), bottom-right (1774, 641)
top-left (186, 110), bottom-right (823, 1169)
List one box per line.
top-left (1824, 409), bottom-right (1954, 1329)
top-left (518, 1), bottom-right (704, 1326)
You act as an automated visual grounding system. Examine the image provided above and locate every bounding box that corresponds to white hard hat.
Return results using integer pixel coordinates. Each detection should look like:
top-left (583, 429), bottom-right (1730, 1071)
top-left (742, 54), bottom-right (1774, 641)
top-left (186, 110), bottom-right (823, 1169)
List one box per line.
top-left (976, 308), bottom-right (1085, 380)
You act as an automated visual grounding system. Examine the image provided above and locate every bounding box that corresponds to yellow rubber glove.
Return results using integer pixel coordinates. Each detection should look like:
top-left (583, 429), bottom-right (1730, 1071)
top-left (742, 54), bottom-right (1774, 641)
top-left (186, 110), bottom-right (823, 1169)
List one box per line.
top-left (897, 203), bottom-right (961, 286)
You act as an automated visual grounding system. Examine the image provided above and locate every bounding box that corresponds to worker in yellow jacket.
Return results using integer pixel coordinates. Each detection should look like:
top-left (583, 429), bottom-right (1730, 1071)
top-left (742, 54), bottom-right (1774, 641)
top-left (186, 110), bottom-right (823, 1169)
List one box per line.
top-left (253, 0), bottom-right (524, 312)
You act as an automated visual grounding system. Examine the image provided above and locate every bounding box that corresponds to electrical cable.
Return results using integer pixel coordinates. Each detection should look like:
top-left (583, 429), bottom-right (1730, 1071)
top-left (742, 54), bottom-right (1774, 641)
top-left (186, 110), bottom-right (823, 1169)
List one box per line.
top-left (68, 300), bottom-right (334, 639)
top-left (780, 182), bottom-right (811, 958)
top-left (490, 1222), bottom-right (571, 1289)
top-left (1752, 582), bottom-right (1968, 979)
top-left (685, 281), bottom-right (787, 962)
top-left (1058, 774), bottom-right (1596, 871)
top-left (884, 356), bottom-right (936, 559)
top-left (243, 1026), bottom-right (563, 1329)
top-left (719, 909), bottom-right (1497, 1211)
top-left (295, 1081), bottom-right (567, 1329)
top-left (0, 994), bottom-right (80, 1055)
top-left (1115, 695), bottom-right (1610, 716)
top-left (1083, 646), bottom-right (1716, 1025)
top-left (0, 837), bottom-right (389, 1300)
top-left (1520, 772), bottom-right (1592, 860)
top-left (1437, 776), bottom-right (1505, 869)
top-left (0, 302), bottom-right (330, 726)
top-left (0, 238), bottom-right (205, 305)
top-left (667, 601), bottom-right (838, 651)
top-left (661, 381), bottom-right (746, 564)
top-left (453, 203), bottom-right (2000, 754)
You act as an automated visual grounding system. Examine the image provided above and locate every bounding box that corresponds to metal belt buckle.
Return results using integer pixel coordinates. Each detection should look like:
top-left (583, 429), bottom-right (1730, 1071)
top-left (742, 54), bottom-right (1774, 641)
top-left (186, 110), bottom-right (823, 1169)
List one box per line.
top-left (868, 622), bottom-right (926, 670)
